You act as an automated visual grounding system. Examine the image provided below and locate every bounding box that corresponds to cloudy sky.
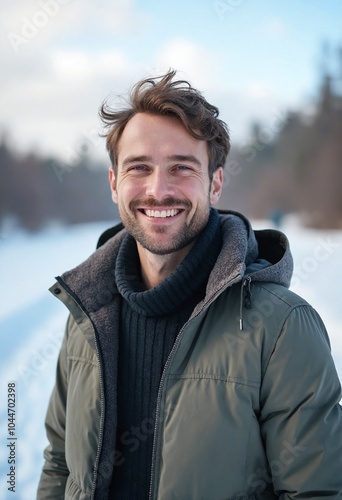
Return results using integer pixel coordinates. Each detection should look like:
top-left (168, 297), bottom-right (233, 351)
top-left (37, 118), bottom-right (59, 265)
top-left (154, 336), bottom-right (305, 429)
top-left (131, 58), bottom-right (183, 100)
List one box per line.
top-left (1, 0), bottom-right (341, 164)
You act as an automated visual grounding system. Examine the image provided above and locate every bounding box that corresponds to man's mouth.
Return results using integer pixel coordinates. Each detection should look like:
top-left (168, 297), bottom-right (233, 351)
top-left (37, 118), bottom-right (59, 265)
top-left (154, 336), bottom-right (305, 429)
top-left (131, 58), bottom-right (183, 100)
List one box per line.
top-left (139, 208), bottom-right (182, 218)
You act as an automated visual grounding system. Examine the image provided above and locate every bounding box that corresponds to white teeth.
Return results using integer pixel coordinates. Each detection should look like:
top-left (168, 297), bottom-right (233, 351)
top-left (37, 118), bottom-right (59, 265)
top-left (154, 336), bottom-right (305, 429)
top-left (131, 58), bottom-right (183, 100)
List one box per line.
top-left (144, 209), bottom-right (180, 218)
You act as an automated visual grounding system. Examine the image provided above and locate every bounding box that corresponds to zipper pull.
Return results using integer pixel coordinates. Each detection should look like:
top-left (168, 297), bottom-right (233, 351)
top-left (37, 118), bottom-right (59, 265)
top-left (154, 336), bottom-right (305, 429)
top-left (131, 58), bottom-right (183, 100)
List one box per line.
top-left (243, 276), bottom-right (252, 309)
top-left (239, 276), bottom-right (252, 331)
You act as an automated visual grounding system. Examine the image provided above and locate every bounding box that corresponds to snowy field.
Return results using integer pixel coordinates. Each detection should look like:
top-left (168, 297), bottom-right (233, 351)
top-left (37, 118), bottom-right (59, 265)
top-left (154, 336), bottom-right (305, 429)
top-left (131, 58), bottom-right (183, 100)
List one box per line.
top-left (0, 217), bottom-right (341, 499)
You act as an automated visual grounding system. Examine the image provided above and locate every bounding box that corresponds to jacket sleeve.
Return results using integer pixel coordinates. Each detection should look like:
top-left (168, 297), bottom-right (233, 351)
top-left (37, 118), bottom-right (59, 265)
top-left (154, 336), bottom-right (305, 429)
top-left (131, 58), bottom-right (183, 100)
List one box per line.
top-left (259, 304), bottom-right (342, 498)
top-left (37, 316), bottom-right (71, 499)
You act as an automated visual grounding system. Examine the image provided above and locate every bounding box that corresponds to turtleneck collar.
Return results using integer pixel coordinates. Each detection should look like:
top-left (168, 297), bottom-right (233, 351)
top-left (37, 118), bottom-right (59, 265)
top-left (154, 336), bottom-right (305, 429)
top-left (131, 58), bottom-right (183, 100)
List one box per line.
top-left (115, 208), bottom-right (222, 317)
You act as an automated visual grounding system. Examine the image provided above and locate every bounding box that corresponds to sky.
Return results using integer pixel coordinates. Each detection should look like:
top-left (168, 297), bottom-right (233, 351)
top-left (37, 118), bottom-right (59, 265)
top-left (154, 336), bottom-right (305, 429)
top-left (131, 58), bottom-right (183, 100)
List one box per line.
top-left (1, 0), bottom-right (341, 164)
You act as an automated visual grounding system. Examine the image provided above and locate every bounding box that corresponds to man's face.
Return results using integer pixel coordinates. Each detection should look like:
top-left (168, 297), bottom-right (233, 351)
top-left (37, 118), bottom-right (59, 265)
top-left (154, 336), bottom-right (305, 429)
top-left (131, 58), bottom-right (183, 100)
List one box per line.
top-left (109, 112), bottom-right (223, 256)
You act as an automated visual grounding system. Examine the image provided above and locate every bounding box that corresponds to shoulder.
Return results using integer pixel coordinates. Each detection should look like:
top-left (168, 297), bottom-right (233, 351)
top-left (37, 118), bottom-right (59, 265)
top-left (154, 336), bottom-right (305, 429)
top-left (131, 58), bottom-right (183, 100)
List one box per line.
top-left (219, 281), bottom-right (331, 370)
top-left (251, 281), bottom-right (311, 310)
top-left (245, 281), bottom-right (325, 338)
top-left (248, 282), bottom-right (334, 372)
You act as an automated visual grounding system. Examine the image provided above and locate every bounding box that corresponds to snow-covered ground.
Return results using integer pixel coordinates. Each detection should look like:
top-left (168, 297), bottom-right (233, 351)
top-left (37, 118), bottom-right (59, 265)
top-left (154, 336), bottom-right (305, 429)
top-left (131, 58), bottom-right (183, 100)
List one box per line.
top-left (0, 217), bottom-right (341, 499)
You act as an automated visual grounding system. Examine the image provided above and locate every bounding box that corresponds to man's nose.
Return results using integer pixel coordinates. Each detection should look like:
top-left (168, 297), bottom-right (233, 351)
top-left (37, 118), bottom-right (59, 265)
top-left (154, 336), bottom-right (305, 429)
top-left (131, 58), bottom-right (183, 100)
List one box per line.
top-left (145, 168), bottom-right (175, 200)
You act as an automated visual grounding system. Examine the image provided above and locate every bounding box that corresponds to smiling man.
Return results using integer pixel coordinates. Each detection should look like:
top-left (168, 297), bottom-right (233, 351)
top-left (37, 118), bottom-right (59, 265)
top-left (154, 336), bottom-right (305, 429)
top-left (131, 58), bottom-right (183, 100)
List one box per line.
top-left (110, 112), bottom-right (223, 288)
top-left (38, 71), bottom-right (342, 499)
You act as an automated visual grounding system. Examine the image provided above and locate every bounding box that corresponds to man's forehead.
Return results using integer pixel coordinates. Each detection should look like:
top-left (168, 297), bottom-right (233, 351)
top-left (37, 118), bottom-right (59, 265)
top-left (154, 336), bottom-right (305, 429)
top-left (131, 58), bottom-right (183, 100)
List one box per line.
top-left (119, 112), bottom-right (186, 139)
top-left (117, 113), bottom-right (208, 160)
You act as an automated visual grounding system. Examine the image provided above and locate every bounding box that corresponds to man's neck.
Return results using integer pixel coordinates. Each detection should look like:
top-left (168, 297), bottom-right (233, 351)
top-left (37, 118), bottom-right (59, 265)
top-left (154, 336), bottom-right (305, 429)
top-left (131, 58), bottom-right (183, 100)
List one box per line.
top-left (137, 241), bottom-right (196, 289)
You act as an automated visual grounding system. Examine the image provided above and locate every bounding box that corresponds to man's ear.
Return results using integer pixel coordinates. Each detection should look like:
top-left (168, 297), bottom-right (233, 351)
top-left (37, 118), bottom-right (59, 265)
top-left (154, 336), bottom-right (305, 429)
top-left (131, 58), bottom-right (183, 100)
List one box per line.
top-left (108, 167), bottom-right (118, 204)
top-left (210, 167), bottom-right (223, 205)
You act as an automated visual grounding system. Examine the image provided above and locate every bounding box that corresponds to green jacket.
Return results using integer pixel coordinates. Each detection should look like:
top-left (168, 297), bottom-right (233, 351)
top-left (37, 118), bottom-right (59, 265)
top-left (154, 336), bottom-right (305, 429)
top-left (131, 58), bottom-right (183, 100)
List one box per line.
top-left (37, 212), bottom-right (342, 499)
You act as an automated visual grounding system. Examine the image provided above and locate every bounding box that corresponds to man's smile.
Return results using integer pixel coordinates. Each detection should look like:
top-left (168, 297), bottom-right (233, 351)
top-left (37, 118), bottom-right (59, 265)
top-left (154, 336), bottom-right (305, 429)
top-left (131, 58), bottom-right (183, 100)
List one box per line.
top-left (138, 208), bottom-right (183, 218)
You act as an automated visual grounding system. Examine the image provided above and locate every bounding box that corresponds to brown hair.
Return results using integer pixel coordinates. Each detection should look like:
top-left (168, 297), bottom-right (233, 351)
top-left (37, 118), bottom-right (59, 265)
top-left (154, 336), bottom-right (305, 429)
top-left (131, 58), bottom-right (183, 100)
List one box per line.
top-left (99, 69), bottom-right (230, 179)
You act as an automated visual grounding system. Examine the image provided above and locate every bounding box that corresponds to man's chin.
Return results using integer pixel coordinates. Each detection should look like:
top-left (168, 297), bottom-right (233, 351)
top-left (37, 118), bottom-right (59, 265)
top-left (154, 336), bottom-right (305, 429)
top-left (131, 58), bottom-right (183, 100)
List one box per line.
top-left (136, 234), bottom-right (198, 256)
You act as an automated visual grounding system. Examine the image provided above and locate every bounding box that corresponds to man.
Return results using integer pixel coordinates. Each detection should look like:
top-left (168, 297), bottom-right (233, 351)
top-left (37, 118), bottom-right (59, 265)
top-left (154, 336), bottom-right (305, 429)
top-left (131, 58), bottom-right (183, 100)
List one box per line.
top-left (38, 70), bottom-right (342, 499)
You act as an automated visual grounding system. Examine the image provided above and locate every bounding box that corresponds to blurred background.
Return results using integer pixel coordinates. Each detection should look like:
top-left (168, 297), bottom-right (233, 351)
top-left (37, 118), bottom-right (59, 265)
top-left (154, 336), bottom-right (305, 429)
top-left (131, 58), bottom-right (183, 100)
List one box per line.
top-left (1, 0), bottom-right (342, 230)
top-left (0, 1), bottom-right (342, 498)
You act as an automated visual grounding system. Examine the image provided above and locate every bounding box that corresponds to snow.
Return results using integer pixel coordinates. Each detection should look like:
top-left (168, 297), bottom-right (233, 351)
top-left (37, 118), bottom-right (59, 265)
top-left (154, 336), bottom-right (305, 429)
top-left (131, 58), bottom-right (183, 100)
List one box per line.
top-left (0, 218), bottom-right (341, 499)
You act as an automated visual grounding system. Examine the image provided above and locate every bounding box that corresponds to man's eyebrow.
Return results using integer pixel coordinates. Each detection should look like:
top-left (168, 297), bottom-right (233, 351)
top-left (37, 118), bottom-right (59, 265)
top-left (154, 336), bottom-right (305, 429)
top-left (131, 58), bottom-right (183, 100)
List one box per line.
top-left (121, 154), bottom-right (202, 168)
top-left (121, 155), bottom-right (153, 167)
top-left (166, 155), bottom-right (202, 166)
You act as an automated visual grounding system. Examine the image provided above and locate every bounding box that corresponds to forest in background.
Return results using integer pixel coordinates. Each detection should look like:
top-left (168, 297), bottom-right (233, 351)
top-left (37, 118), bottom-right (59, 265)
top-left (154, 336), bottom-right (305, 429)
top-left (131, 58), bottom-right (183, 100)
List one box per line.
top-left (0, 144), bottom-right (118, 232)
top-left (218, 58), bottom-right (342, 229)
top-left (1, 47), bottom-right (341, 232)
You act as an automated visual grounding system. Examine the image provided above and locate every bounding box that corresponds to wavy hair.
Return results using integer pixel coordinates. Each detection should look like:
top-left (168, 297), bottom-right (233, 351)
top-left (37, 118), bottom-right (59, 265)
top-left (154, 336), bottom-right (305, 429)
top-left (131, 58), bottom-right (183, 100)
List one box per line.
top-left (99, 70), bottom-right (230, 179)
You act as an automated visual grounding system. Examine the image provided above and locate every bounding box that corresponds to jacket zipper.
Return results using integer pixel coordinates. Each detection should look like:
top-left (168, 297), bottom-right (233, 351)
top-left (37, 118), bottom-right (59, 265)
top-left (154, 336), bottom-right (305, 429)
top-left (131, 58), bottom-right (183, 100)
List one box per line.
top-left (55, 279), bottom-right (106, 500)
top-left (90, 323), bottom-right (106, 500)
top-left (148, 273), bottom-right (242, 500)
top-left (239, 276), bottom-right (252, 331)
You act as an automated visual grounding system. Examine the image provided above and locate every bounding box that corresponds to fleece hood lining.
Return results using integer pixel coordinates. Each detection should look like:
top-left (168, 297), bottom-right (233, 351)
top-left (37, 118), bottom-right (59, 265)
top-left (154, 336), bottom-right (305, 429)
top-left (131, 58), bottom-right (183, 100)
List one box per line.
top-left (58, 211), bottom-right (293, 318)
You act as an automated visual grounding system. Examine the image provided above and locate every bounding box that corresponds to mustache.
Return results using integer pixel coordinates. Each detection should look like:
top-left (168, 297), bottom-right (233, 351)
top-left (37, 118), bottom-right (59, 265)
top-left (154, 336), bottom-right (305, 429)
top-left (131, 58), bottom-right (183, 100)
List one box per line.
top-left (130, 198), bottom-right (191, 209)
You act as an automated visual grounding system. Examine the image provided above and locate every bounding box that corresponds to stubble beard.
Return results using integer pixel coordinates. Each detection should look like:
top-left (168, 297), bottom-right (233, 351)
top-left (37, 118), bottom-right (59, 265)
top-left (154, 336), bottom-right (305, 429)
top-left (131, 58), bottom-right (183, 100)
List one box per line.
top-left (118, 197), bottom-right (210, 256)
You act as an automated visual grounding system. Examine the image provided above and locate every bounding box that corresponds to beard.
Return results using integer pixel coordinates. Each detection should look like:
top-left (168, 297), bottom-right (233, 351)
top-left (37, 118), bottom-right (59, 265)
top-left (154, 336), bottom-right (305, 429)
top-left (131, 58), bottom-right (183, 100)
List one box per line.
top-left (118, 196), bottom-right (210, 255)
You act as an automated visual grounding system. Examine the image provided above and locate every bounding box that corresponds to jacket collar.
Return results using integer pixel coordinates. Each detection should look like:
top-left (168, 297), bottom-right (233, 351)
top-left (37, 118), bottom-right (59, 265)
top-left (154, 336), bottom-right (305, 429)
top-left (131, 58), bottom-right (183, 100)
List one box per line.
top-left (54, 211), bottom-right (293, 317)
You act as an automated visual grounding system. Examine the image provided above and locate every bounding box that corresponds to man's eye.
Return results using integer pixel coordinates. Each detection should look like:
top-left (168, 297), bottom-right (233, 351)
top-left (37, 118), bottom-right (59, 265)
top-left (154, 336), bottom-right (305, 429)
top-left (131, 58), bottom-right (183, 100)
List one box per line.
top-left (130, 165), bottom-right (147, 171)
top-left (175, 165), bottom-right (191, 171)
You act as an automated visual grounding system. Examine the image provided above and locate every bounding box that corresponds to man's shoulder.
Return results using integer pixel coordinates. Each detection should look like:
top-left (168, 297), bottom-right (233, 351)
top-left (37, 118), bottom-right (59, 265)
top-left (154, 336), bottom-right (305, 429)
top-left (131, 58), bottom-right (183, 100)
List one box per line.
top-left (50, 225), bottom-right (127, 315)
top-left (243, 281), bottom-right (323, 339)
top-left (251, 281), bottom-right (311, 310)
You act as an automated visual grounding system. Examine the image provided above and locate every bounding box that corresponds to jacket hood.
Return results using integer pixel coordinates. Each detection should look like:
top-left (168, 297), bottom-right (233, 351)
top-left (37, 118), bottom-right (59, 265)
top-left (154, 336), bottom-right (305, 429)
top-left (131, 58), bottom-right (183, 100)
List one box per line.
top-left (187, 210), bottom-right (294, 324)
top-left (95, 209), bottom-right (293, 291)
top-left (56, 210), bottom-right (293, 320)
top-left (218, 209), bottom-right (293, 288)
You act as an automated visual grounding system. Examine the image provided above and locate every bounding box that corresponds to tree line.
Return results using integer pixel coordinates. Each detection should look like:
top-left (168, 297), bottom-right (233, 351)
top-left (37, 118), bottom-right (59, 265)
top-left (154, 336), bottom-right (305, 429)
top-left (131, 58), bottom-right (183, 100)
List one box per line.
top-left (0, 144), bottom-right (118, 232)
top-left (1, 54), bottom-right (341, 231)
top-left (218, 71), bottom-right (342, 229)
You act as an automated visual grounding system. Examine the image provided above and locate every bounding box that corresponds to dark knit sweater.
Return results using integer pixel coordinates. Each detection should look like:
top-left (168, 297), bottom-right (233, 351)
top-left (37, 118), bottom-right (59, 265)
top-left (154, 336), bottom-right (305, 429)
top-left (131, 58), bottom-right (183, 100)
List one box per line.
top-left (109, 209), bottom-right (222, 499)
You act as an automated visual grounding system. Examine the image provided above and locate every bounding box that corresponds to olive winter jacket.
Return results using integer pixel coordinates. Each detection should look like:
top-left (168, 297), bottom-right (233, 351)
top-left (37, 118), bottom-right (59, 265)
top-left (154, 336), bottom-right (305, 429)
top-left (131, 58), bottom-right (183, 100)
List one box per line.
top-left (37, 212), bottom-right (342, 499)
